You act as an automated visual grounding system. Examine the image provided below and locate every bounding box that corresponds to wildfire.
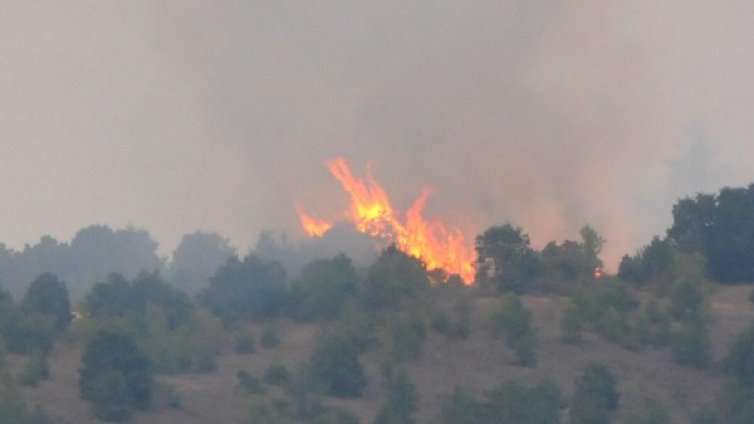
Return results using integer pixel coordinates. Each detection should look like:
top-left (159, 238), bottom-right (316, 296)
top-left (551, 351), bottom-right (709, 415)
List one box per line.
top-left (296, 205), bottom-right (333, 237)
top-left (297, 157), bottom-right (475, 283)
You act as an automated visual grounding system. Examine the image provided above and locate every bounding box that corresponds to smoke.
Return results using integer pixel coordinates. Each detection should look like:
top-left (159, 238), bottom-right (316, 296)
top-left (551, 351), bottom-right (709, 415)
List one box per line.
top-left (4, 1), bottom-right (754, 270)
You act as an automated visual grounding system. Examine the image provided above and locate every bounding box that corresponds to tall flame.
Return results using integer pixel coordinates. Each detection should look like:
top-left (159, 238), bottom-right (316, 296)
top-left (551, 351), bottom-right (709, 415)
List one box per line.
top-left (297, 157), bottom-right (475, 283)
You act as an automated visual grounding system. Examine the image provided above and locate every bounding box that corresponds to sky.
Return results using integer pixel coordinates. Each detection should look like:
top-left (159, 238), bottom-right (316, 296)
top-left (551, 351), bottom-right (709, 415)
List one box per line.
top-left (3, 1), bottom-right (754, 269)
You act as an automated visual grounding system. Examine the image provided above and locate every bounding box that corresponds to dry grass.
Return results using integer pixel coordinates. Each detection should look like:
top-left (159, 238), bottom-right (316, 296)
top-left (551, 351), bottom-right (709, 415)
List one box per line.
top-left (7, 284), bottom-right (754, 423)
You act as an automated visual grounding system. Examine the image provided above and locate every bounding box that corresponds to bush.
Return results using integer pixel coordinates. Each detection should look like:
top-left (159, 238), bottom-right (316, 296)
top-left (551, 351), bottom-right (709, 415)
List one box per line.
top-left (387, 315), bottom-right (426, 361)
top-left (264, 364), bottom-right (290, 386)
top-left (724, 320), bottom-right (754, 388)
top-left (237, 370), bottom-right (265, 394)
top-left (21, 273), bottom-right (72, 332)
top-left (673, 320), bottom-right (711, 369)
top-left (79, 330), bottom-right (152, 419)
top-left (309, 333), bottom-right (367, 398)
top-left (235, 334), bottom-right (255, 354)
top-left (289, 254), bottom-right (358, 321)
top-left (17, 353), bottom-right (49, 387)
top-left (561, 305), bottom-right (583, 344)
top-left (196, 349), bottom-right (218, 373)
top-left (491, 295), bottom-right (537, 366)
top-left (570, 362), bottom-right (619, 424)
top-left (623, 397), bottom-right (670, 424)
top-left (261, 327), bottom-right (280, 348)
top-left (670, 280), bottom-right (705, 322)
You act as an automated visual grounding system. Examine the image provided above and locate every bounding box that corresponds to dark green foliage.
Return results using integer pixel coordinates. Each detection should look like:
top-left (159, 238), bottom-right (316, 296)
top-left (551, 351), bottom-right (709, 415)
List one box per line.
top-left (491, 295), bottom-right (537, 366)
top-left (264, 364), bottom-right (290, 386)
top-left (363, 246), bottom-right (429, 310)
top-left (167, 231), bottom-right (235, 294)
top-left (618, 237), bottom-right (675, 284)
top-left (0, 284), bottom-right (55, 354)
top-left (21, 273), bottom-right (72, 332)
top-left (435, 380), bottom-right (561, 424)
top-left (673, 319), bottom-right (711, 368)
top-left (670, 280), bottom-right (705, 322)
top-left (237, 370), bottom-right (265, 394)
top-left (475, 224), bottom-right (541, 293)
top-left (570, 280), bottom-right (639, 347)
top-left (623, 397), bottom-right (670, 424)
top-left (235, 333), bottom-right (255, 354)
top-left (435, 387), bottom-right (483, 424)
top-left (387, 315), bottom-right (426, 361)
top-left (309, 333), bottom-right (367, 398)
top-left (634, 301), bottom-right (672, 347)
top-left (200, 255), bottom-right (287, 324)
top-left (540, 227), bottom-right (604, 292)
top-left (667, 185), bottom-right (754, 282)
top-left (691, 407), bottom-right (724, 424)
top-left (570, 362), bottom-right (619, 424)
top-left (724, 320), bottom-right (754, 388)
top-left (260, 327), bottom-right (280, 348)
top-left (195, 349), bottom-right (218, 373)
top-left (483, 380), bottom-right (561, 424)
top-left (85, 271), bottom-right (192, 329)
top-left (561, 305), bottom-right (583, 344)
top-left (248, 398), bottom-right (291, 424)
top-left (80, 330), bottom-right (152, 419)
top-left (373, 369), bottom-right (418, 424)
top-left (289, 254), bottom-right (358, 321)
top-left (17, 353), bottom-right (49, 387)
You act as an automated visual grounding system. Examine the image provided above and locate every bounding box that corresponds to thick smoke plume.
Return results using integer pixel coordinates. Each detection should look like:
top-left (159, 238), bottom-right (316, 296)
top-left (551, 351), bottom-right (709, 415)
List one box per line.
top-left (4, 2), bottom-right (754, 269)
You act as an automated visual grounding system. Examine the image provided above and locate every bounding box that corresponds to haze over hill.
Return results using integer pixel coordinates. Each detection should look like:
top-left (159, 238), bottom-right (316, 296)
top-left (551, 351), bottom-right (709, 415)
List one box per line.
top-left (5, 2), bottom-right (754, 271)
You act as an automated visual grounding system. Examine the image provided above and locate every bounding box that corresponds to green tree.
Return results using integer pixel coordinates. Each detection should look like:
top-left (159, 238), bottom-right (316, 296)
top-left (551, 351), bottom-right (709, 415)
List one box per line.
top-left (289, 254), bottom-right (358, 321)
top-left (475, 224), bottom-right (541, 293)
top-left (363, 245), bottom-right (429, 310)
top-left (200, 255), bottom-right (287, 324)
top-left (80, 330), bottom-right (152, 420)
top-left (374, 369), bottom-right (418, 424)
top-left (491, 295), bottom-right (537, 366)
top-left (309, 333), bottom-right (367, 398)
top-left (570, 362), bottom-right (619, 424)
top-left (482, 380), bottom-right (561, 424)
top-left (168, 231), bottom-right (235, 294)
top-left (618, 237), bottom-right (675, 285)
top-left (724, 320), bottom-right (754, 388)
top-left (21, 273), bottom-right (72, 332)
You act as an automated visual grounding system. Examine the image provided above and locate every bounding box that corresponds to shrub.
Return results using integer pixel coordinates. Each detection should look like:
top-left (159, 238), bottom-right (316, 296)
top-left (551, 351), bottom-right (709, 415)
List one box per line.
top-left (387, 315), bottom-right (426, 361)
top-left (670, 280), bottom-right (705, 322)
top-left (561, 305), bottom-right (583, 344)
top-left (724, 320), bottom-right (754, 388)
top-left (623, 397), bottom-right (670, 424)
top-left (17, 353), bottom-right (49, 387)
top-left (309, 333), bottom-right (367, 398)
top-left (491, 295), bottom-right (537, 366)
top-left (235, 334), bottom-right (255, 354)
top-left (79, 330), bottom-right (152, 420)
top-left (264, 364), bottom-right (290, 386)
top-left (673, 319), bottom-right (711, 369)
top-left (261, 328), bottom-right (280, 348)
top-left (196, 349), bottom-right (218, 373)
top-left (237, 370), bottom-right (265, 394)
top-left (570, 362), bottom-right (619, 424)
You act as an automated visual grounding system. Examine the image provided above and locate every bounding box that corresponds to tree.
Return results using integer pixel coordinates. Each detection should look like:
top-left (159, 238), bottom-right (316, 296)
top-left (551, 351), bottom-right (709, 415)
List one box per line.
top-left (475, 224), bottom-right (541, 293)
top-left (482, 380), bottom-right (561, 424)
top-left (374, 369), bottom-right (418, 424)
top-left (580, 225), bottom-right (605, 270)
top-left (168, 231), bottom-right (235, 294)
top-left (724, 320), bottom-right (754, 388)
top-left (80, 330), bottom-right (152, 421)
top-left (618, 237), bottom-right (675, 284)
top-left (363, 245), bottom-right (429, 309)
top-left (200, 254), bottom-right (287, 324)
top-left (21, 273), bottom-right (72, 332)
top-left (309, 333), bottom-right (367, 398)
top-left (289, 254), bottom-right (358, 321)
top-left (667, 193), bottom-right (716, 253)
top-left (703, 185), bottom-right (754, 282)
top-left (570, 362), bottom-right (619, 424)
top-left (491, 295), bottom-right (536, 366)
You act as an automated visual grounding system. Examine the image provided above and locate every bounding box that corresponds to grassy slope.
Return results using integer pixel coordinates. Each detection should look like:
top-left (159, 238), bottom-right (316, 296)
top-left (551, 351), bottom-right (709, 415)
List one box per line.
top-left (7, 284), bottom-right (754, 424)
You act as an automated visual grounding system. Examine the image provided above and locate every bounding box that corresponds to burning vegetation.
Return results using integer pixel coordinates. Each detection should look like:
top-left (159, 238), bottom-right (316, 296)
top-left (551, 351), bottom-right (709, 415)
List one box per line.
top-left (297, 157), bottom-right (475, 283)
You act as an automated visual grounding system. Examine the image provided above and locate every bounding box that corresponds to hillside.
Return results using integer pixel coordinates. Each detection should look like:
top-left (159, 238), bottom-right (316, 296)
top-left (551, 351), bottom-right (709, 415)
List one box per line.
top-left (7, 283), bottom-right (754, 424)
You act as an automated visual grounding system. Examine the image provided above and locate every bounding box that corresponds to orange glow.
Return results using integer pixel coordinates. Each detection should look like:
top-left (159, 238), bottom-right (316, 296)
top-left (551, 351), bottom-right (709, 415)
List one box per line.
top-left (594, 267), bottom-right (603, 279)
top-left (296, 205), bottom-right (333, 237)
top-left (297, 157), bottom-right (475, 283)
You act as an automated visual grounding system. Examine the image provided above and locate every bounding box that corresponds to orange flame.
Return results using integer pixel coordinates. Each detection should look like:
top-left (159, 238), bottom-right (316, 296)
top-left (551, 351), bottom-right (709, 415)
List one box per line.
top-left (296, 205), bottom-right (333, 237)
top-left (297, 157), bottom-right (475, 283)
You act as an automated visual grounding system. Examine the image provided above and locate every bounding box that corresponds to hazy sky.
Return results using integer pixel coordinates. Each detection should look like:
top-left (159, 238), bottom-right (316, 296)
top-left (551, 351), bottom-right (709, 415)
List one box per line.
top-left (3, 1), bottom-right (754, 268)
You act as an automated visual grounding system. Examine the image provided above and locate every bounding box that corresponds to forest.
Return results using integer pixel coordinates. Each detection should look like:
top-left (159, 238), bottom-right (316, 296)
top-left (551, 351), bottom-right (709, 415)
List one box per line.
top-left (3, 183), bottom-right (754, 423)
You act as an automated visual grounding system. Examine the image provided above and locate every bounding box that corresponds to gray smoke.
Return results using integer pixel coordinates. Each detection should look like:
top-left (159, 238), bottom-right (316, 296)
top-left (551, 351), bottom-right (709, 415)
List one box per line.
top-left (3, 1), bottom-right (754, 269)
